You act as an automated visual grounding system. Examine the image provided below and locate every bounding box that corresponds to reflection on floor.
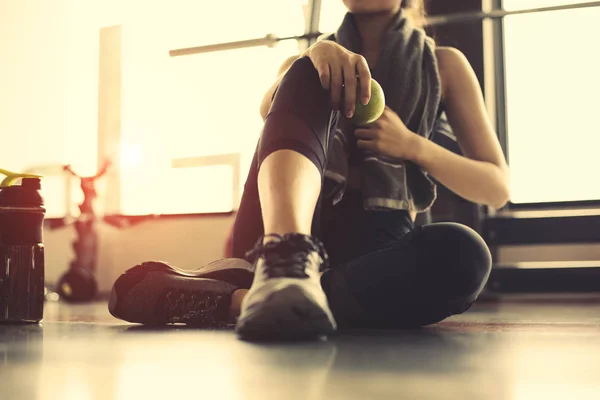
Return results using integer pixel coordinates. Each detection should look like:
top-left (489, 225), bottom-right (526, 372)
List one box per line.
top-left (2, 298), bottom-right (600, 400)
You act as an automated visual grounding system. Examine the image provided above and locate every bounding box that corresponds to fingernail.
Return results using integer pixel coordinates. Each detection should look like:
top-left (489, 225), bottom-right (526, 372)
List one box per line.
top-left (362, 97), bottom-right (369, 105)
top-left (346, 110), bottom-right (354, 118)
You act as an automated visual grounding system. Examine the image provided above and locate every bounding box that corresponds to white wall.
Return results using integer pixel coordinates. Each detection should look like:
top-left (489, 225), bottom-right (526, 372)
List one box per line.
top-left (44, 215), bottom-right (235, 292)
top-left (0, 0), bottom-right (125, 175)
top-left (0, 0), bottom-right (71, 171)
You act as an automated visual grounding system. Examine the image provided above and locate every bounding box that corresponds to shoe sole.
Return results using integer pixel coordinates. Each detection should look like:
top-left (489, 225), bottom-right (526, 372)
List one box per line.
top-left (137, 260), bottom-right (255, 288)
top-left (235, 285), bottom-right (337, 341)
top-left (109, 262), bottom-right (247, 327)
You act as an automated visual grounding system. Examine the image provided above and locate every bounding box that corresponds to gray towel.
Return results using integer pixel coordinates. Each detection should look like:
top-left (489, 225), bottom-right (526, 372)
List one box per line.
top-left (323, 11), bottom-right (442, 212)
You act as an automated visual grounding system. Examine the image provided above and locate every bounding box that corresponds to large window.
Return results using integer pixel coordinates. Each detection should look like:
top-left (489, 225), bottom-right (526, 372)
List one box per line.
top-left (118, 0), bottom-right (308, 215)
top-left (502, 4), bottom-right (600, 204)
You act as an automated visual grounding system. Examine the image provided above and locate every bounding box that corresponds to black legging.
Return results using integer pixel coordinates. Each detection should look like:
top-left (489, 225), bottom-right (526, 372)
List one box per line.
top-left (232, 57), bottom-right (492, 328)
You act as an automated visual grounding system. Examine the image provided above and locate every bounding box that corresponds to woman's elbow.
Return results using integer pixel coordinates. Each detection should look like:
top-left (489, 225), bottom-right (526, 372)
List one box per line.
top-left (491, 186), bottom-right (510, 209)
top-left (491, 167), bottom-right (511, 209)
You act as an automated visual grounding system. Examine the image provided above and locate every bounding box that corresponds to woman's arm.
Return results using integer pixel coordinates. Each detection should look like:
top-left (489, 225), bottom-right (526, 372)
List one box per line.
top-left (412, 47), bottom-right (510, 209)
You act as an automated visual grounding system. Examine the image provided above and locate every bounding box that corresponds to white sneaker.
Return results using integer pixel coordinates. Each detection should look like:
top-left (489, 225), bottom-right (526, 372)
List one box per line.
top-left (235, 233), bottom-right (337, 341)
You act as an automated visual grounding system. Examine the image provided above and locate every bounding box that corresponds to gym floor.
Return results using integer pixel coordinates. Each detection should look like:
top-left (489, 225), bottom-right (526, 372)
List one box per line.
top-left (2, 298), bottom-right (600, 400)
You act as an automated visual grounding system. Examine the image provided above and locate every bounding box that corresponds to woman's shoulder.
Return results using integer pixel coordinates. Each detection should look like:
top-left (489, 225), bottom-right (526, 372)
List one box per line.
top-left (435, 46), bottom-right (470, 76)
top-left (434, 46), bottom-right (472, 100)
top-left (435, 46), bottom-right (465, 60)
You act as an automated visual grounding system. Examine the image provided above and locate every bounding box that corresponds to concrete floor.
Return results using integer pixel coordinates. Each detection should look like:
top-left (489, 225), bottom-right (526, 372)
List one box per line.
top-left (2, 298), bottom-right (600, 400)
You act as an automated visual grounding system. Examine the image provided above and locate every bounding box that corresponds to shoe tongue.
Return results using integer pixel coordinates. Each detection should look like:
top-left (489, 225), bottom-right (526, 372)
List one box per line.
top-left (267, 234), bottom-right (314, 255)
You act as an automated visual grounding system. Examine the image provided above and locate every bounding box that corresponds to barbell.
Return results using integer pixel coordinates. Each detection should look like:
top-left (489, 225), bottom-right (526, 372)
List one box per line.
top-left (169, 1), bottom-right (600, 57)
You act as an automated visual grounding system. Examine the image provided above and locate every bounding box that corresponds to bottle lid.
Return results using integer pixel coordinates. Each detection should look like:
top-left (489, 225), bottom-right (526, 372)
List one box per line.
top-left (0, 168), bottom-right (42, 188)
top-left (22, 177), bottom-right (42, 190)
top-left (0, 169), bottom-right (44, 207)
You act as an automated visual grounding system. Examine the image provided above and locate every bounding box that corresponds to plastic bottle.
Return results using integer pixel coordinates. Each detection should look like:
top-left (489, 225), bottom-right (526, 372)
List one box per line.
top-left (0, 174), bottom-right (45, 323)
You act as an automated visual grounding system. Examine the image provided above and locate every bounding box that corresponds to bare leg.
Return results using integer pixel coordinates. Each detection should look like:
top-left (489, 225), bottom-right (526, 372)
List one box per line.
top-left (228, 148), bottom-right (322, 319)
top-left (258, 149), bottom-right (322, 238)
top-left (231, 149), bottom-right (322, 318)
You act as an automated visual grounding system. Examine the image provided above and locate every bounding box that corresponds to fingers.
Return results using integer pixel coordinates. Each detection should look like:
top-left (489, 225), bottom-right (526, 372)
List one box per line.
top-left (343, 60), bottom-right (357, 118)
top-left (309, 42), bottom-right (372, 113)
top-left (356, 128), bottom-right (381, 154)
top-left (354, 128), bottom-right (377, 140)
top-left (329, 61), bottom-right (343, 111)
top-left (316, 64), bottom-right (331, 91)
top-left (355, 55), bottom-right (371, 105)
top-left (357, 139), bottom-right (379, 153)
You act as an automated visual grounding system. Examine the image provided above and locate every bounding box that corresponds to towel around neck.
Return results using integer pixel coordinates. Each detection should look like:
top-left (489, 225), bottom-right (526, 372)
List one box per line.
top-left (322, 10), bottom-right (443, 212)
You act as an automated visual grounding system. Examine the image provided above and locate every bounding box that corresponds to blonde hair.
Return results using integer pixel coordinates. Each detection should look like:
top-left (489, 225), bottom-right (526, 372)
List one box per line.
top-left (401, 0), bottom-right (427, 29)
